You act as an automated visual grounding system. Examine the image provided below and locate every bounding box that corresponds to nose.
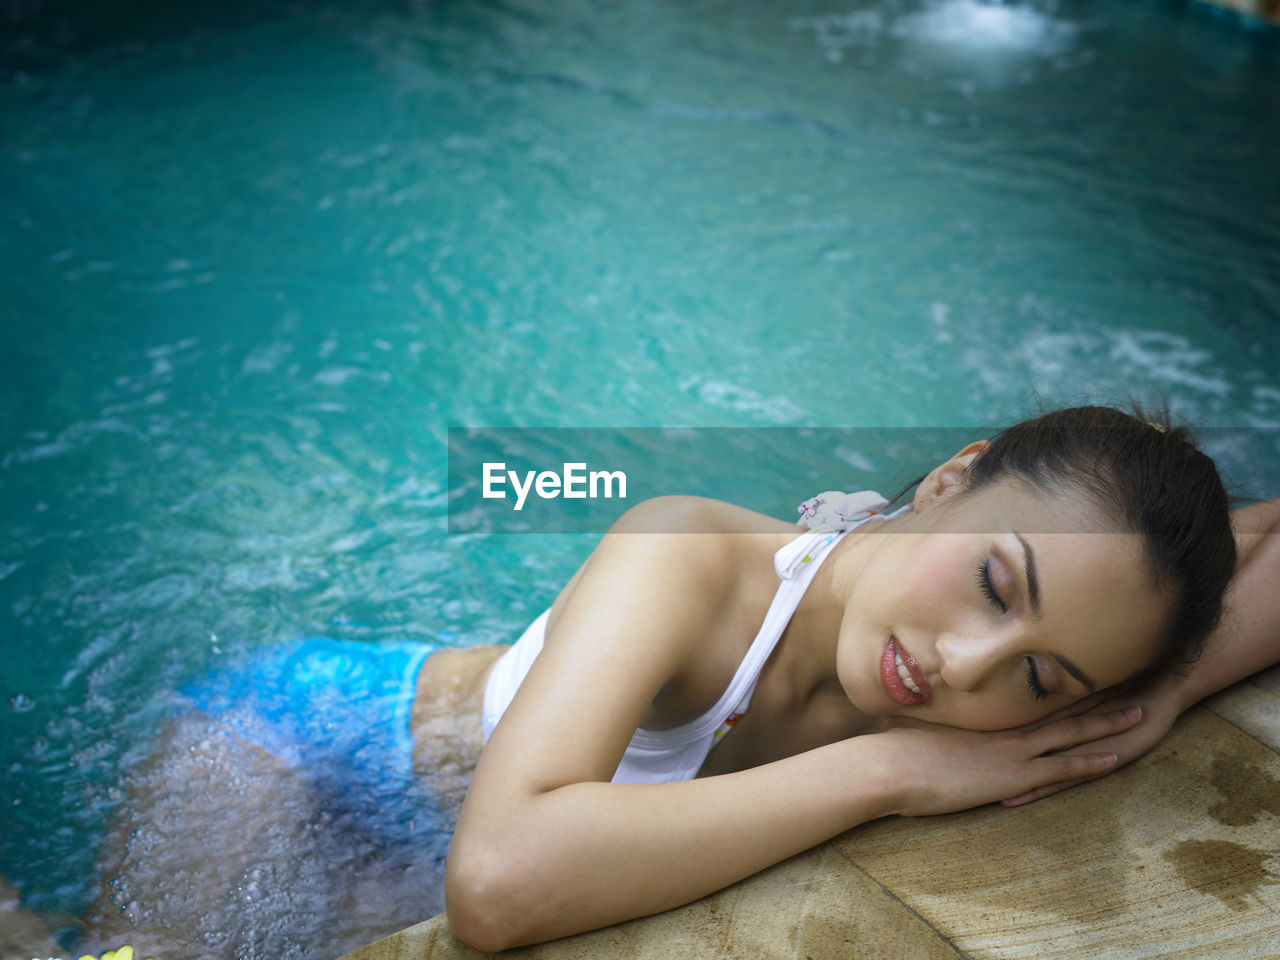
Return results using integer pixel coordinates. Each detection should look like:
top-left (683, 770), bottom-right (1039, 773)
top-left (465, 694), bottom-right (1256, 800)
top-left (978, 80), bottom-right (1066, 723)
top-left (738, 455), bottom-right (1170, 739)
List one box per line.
top-left (935, 630), bottom-right (1008, 692)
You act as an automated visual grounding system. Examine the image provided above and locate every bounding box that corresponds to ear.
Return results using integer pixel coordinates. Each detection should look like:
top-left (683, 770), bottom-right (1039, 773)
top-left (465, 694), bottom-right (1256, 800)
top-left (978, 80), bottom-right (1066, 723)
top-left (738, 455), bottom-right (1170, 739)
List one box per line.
top-left (911, 440), bottom-right (991, 512)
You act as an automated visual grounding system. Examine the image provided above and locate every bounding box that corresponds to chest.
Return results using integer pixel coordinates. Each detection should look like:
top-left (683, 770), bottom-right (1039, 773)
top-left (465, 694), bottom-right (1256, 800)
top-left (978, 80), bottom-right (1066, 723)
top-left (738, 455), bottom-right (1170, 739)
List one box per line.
top-left (635, 553), bottom-right (783, 734)
top-left (636, 601), bottom-right (877, 778)
top-left (692, 662), bottom-right (879, 777)
top-left (629, 530), bottom-right (872, 776)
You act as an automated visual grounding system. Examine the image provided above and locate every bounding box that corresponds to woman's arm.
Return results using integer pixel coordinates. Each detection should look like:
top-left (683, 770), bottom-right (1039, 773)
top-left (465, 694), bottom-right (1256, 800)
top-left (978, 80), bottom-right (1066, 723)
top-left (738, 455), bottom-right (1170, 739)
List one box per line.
top-left (449, 736), bottom-right (898, 950)
top-left (447, 497), bottom-right (848, 949)
top-left (445, 498), bottom-right (1140, 951)
top-left (447, 709), bottom-right (1137, 951)
top-left (1002, 496), bottom-right (1280, 806)
top-left (448, 497), bottom-right (857, 949)
top-left (1170, 496), bottom-right (1280, 702)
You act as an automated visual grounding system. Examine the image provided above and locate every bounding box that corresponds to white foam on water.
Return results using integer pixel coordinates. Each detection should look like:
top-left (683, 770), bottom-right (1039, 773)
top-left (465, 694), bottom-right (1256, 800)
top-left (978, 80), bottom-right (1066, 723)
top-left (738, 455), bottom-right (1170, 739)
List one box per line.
top-left (788, 10), bottom-right (886, 63)
top-left (680, 377), bottom-right (810, 424)
top-left (894, 0), bottom-right (1077, 57)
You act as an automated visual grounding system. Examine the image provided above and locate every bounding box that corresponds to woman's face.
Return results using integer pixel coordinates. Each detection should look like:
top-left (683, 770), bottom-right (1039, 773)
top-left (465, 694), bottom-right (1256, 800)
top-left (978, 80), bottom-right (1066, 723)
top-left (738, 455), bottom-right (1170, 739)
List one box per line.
top-left (835, 477), bottom-right (1171, 730)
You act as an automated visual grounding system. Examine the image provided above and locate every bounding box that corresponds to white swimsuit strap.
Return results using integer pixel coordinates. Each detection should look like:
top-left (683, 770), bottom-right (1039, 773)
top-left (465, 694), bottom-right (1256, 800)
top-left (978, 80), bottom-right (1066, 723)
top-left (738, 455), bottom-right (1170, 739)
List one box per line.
top-left (627, 525), bottom-right (850, 749)
top-left (725, 498), bottom-right (914, 721)
top-left (726, 527), bottom-right (848, 715)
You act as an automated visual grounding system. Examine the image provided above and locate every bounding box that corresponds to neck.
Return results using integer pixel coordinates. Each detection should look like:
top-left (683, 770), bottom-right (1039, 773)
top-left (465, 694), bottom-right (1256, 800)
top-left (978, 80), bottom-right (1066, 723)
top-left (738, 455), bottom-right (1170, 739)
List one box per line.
top-left (784, 512), bottom-right (909, 721)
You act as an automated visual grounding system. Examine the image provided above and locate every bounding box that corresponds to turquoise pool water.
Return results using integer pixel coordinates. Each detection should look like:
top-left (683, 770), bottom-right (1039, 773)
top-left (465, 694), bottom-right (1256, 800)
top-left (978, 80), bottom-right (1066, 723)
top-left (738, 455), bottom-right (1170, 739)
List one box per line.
top-left (2, 0), bottom-right (1278, 955)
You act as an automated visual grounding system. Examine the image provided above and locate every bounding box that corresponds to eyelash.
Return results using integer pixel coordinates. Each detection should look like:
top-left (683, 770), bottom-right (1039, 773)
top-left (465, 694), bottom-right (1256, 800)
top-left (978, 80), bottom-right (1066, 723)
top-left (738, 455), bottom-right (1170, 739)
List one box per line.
top-left (977, 558), bottom-right (1008, 613)
top-left (1025, 658), bottom-right (1048, 701)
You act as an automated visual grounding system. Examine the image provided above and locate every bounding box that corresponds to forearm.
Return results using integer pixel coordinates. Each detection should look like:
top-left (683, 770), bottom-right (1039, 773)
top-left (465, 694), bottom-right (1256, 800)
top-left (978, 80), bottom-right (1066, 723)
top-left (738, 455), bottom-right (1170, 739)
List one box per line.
top-left (446, 737), bottom-right (899, 950)
top-left (1169, 500), bottom-right (1280, 710)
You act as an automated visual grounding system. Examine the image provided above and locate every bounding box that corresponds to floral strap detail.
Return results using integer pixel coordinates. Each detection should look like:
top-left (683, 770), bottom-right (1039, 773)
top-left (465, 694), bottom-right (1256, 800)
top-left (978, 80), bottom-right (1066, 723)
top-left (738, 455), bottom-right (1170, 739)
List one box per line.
top-left (775, 490), bottom-right (889, 580)
top-left (796, 490), bottom-right (889, 531)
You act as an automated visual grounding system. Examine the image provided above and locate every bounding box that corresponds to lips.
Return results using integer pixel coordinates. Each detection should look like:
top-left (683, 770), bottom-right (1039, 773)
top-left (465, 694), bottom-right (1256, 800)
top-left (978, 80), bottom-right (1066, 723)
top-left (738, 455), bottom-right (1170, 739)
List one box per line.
top-left (880, 635), bottom-right (931, 706)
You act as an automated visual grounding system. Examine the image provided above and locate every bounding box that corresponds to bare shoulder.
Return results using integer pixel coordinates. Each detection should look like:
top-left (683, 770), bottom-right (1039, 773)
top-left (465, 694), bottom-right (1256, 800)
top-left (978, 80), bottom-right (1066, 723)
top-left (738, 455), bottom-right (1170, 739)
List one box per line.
top-left (548, 496), bottom-right (796, 632)
top-left (611, 494), bottom-right (799, 537)
top-left (1231, 497), bottom-right (1280, 535)
top-left (610, 496), bottom-right (798, 590)
top-left (1231, 497), bottom-right (1280, 568)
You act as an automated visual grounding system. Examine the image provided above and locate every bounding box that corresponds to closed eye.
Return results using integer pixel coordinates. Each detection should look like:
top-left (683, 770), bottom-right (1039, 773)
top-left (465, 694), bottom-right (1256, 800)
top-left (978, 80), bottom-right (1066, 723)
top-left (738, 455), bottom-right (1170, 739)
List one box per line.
top-left (977, 558), bottom-right (1007, 614)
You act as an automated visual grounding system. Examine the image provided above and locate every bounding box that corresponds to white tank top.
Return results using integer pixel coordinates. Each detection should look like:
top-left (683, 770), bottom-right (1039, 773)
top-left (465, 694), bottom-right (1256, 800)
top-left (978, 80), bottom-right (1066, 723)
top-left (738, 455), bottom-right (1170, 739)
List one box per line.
top-left (480, 497), bottom-right (905, 784)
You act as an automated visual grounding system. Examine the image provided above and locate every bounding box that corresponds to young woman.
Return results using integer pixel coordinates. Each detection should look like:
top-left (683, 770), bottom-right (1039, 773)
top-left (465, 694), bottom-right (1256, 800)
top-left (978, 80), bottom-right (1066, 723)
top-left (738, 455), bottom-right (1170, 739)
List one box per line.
top-left (440, 405), bottom-right (1280, 951)
top-left (52, 404), bottom-right (1277, 959)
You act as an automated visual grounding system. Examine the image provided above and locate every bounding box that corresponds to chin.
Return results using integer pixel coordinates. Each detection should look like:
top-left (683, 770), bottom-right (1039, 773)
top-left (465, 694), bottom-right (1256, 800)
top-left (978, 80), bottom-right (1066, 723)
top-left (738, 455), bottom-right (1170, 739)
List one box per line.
top-left (836, 668), bottom-right (879, 717)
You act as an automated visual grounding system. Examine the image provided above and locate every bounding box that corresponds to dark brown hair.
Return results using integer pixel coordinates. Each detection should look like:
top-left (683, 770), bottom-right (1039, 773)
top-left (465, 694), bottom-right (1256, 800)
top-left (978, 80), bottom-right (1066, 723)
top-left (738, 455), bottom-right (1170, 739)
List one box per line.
top-left (957, 404), bottom-right (1236, 686)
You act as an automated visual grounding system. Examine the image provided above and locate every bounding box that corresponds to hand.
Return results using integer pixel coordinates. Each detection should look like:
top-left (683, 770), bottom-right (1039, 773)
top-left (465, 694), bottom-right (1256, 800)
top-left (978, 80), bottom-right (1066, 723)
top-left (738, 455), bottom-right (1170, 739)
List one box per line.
top-left (998, 679), bottom-right (1185, 807)
top-left (878, 705), bottom-right (1144, 818)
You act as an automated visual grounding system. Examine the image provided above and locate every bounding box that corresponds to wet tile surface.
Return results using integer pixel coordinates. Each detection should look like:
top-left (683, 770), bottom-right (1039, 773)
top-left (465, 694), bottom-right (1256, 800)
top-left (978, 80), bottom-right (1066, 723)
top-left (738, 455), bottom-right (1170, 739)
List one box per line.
top-left (831, 707), bottom-right (1280, 960)
top-left (341, 700), bottom-right (1280, 960)
top-left (1204, 663), bottom-right (1280, 753)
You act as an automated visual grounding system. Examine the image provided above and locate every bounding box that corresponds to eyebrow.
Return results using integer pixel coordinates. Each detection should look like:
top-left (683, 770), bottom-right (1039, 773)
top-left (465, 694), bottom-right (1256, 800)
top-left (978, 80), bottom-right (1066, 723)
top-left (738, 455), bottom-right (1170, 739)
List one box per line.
top-left (1052, 653), bottom-right (1097, 693)
top-left (1014, 533), bottom-right (1043, 619)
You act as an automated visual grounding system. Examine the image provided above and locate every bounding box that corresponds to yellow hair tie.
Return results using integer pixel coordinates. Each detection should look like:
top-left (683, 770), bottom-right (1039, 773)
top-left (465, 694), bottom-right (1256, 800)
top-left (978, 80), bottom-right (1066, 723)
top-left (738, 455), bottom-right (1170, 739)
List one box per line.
top-left (1147, 421), bottom-right (1165, 433)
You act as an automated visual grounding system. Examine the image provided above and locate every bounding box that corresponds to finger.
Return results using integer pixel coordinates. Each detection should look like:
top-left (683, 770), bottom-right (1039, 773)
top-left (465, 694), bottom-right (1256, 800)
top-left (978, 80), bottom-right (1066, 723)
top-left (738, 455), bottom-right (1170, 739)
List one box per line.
top-left (1000, 776), bottom-right (1093, 807)
top-left (1033, 706), bottom-right (1141, 753)
top-left (1031, 750), bottom-right (1118, 789)
top-left (1022, 690), bottom-right (1115, 730)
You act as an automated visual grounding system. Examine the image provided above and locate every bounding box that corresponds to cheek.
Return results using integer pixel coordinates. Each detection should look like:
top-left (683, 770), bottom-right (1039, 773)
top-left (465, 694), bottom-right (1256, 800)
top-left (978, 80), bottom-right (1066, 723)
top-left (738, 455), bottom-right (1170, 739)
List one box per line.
top-left (898, 542), bottom-right (966, 615)
top-left (941, 691), bottom-right (1088, 732)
